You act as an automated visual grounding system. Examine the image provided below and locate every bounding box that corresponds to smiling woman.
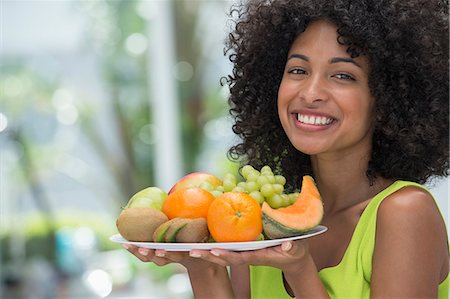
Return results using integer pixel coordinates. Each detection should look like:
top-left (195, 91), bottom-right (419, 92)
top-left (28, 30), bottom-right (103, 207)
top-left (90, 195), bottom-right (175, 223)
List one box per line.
top-left (221, 0), bottom-right (449, 298)
top-left (227, 0), bottom-right (449, 188)
top-left (122, 0), bottom-right (449, 298)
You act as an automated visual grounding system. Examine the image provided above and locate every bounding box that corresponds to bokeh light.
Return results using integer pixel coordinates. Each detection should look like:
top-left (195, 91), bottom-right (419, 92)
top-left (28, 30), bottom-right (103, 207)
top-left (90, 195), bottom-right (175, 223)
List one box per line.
top-left (172, 61), bottom-right (194, 82)
top-left (125, 33), bottom-right (148, 56)
top-left (0, 113), bottom-right (8, 132)
top-left (83, 269), bottom-right (113, 298)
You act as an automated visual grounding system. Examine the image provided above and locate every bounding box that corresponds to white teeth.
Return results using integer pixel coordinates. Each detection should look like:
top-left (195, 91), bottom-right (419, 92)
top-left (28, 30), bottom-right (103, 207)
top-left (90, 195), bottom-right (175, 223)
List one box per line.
top-left (297, 114), bottom-right (333, 125)
top-left (315, 117), bottom-right (321, 125)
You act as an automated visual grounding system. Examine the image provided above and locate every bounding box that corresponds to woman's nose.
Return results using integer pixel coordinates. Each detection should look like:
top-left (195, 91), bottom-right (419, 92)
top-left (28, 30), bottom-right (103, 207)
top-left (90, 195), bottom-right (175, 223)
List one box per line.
top-left (298, 75), bottom-right (329, 104)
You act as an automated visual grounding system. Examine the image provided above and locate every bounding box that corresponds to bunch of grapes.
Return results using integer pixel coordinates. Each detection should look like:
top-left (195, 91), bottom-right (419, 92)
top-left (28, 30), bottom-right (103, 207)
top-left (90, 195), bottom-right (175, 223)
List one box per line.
top-left (198, 165), bottom-right (299, 209)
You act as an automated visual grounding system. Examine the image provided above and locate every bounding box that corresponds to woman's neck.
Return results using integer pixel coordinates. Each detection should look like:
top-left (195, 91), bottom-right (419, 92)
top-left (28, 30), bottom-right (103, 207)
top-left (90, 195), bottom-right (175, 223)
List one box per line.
top-left (310, 152), bottom-right (392, 215)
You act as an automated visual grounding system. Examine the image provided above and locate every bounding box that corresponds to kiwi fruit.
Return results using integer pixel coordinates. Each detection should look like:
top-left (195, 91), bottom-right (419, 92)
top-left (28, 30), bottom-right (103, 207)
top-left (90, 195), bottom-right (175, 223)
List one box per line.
top-left (164, 218), bottom-right (191, 242)
top-left (153, 218), bottom-right (190, 242)
top-left (153, 220), bottom-right (172, 242)
top-left (176, 218), bottom-right (209, 243)
top-left (116, 207), bottom-right (168, 242)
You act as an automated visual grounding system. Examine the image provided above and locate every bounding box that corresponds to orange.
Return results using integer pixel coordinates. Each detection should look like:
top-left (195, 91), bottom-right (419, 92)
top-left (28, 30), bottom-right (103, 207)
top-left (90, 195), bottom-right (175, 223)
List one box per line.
top-left (162, 187), bottom-right (215, 219)
top-left (207, 192), bottom-right (262, 242)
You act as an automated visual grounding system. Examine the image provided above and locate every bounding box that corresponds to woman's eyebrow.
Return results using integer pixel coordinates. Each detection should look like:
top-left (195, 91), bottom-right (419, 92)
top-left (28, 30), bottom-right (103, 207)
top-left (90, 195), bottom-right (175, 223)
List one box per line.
top-left (329, 57), bottom-right (361, 68)
top-left (287, 54), bottom-right (309, 62)
top-left (287, 54), bottom-right (362, 68)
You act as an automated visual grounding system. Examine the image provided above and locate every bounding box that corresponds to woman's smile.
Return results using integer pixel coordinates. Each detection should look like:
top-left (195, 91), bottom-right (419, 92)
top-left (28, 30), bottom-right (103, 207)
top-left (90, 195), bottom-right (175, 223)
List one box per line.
top-left (292, 111), bottom-right (337, 132)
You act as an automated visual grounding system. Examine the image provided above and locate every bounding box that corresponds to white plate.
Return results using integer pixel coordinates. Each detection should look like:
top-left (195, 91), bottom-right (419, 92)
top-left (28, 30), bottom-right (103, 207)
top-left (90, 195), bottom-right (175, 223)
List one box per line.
top-left (110, 225), bottom-right (327, 251)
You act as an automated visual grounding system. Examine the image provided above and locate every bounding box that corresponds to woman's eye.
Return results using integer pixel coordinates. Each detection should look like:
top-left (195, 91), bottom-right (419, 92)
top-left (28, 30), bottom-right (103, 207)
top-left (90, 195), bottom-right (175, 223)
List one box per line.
top-left (287, 68), bottom-right (307, 75)
top-left (334, 73), bottom-right (355, 81)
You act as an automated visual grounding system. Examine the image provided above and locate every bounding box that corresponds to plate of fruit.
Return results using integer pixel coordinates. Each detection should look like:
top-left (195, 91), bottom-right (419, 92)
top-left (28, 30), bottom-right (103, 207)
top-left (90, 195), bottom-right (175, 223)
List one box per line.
top-left (111, 165), bottom-right (327, 251)
top-left (110, 225), bottom-right (327, 251)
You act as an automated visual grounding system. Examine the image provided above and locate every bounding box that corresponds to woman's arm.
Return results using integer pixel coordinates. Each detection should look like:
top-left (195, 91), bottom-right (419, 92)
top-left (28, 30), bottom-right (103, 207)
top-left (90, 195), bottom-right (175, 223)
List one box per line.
top-left (124, 246), bottom-right (236, 298)
top-left (230, 264), bottom-right (250, 299)
top-left (279, 242), bottom-right (330, 298)
top-left (190, 241), bottom-right (330, 299)
top-left (187, 261), bottom-right (235, 299)
top-left (371, 187), bottom-right (449, 298)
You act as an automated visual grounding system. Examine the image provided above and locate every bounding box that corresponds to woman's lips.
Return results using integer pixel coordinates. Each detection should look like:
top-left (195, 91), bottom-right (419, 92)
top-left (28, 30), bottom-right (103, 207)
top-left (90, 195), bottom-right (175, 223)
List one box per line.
top-left (297, 113), bottom-right (334, 125)
top-left (292, 113), bottom-right (336, 130)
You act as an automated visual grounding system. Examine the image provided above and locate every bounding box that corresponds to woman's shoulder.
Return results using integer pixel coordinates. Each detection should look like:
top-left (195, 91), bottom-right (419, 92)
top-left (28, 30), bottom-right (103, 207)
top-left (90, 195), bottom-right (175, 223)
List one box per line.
top-left (372, 183), bottom-right (449, 291)
top-left (376, 183), bottom-right (448, 259)
top-left (377, 184), bottom-right (443, 224)
top-left (377, 184), bottom-right (446, 232)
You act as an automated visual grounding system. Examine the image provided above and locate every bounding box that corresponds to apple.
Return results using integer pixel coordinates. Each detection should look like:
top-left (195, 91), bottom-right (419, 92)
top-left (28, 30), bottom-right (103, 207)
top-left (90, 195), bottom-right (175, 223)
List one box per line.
top-left (168, 172), bottom-right (222, 194)
top-left (125, 187), bottom-right (168, 210)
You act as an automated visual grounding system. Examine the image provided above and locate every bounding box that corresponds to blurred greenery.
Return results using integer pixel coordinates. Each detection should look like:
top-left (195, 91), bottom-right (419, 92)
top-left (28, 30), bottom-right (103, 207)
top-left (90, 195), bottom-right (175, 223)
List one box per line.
top-left (1, 0), bottom-right (236, 297)
top-left (0, 212), bottom-right (115, 263)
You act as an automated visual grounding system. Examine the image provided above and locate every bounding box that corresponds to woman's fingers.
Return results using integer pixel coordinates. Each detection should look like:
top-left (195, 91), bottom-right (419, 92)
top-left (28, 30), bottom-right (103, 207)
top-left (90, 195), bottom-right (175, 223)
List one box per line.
top-left (155, 250), bottom-right (191, 263)
top-left (188, 240), bottom-right (308, 268)
top-left (188, 248), bottom-right (258, 267)
top-left (122, 240), bottom-right (308, 269)
top-left (122, 244), bottom-right (216, 267)
top-left (189, 249), bottom-right (235, 267)
top-left (122, 244), bottom-right (172, 266)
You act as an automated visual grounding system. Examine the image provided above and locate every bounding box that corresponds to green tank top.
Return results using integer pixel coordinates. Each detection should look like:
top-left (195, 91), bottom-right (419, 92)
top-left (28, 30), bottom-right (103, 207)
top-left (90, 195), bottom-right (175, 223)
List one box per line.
top-left (250, 180), bottom-right (449, 299)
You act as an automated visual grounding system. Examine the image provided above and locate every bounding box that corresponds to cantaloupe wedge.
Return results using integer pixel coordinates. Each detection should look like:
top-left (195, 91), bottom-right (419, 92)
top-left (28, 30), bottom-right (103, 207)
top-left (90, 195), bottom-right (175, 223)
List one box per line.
top-left (262, 176), bottom-right (323, 239)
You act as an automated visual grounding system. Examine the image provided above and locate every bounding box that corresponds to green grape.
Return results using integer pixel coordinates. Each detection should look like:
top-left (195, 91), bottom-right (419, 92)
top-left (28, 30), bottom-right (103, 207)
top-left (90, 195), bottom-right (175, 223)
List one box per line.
top-left (249, 191), bottom-right (264, 205)
top-left (245, 181), bottom-right (259, 192)
top-left (280, 194), bottom-right (291, 207)
top-left (260, 171), bottom-right (272, 177)
top-left (211, 190), bottom-right (224, 198)
top-left (260, 184), bottom-right (275, 198)
top-left (246, 170), bottom-right (260, 182)
top-left (223, 179), bottom-right (236, 192)
top-left (288, 192), bottom-right (299, 204)
top-left (199, 181), bottom-right (214, 192)
top-left (266, 175), bottom-right (276, 184)
top-left (274, 175), bottom-right (286, 185)
top-left (232, 186), bottom-right (246, 193)
top-left (266, 194), bottom-right (283, 209)
top-left (224, 173), bottom-right (237, 184)
top-left (237, 182), bottom-right (247, 189)
top-left (272, 183), bottom-right (284, 194)
top-left (241, 165), bottom-right (255, 179)
top-left (215, 185), bottom-right (224, 192)
top-left (256, 175), bottom-right (270, 188)
top-left (260, 165), bottom-right (273, 176)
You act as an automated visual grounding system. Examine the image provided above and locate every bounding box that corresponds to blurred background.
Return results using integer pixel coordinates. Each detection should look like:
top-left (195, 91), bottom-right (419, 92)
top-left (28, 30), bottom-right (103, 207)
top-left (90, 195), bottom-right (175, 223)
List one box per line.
top-left (0, 1), bottom-right (448, 298)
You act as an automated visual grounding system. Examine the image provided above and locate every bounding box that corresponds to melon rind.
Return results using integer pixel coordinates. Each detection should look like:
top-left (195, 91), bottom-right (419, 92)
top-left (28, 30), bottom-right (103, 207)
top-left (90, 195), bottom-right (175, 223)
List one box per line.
top-left (262, 212), bottom-right (321, 239)
top-left (261, 176), bottom-right (324, 239)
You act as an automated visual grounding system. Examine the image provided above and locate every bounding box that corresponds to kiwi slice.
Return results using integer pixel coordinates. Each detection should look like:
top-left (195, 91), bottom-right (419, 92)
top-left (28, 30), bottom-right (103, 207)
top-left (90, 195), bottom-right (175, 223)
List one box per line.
top-left (176, 218), bottom-right (209, 243)
top-left (164, 218), bottom-right (191, 242)
top-left (153, 220), bottom-right (173, 242)
top-left (116, 208), bottom-right (168, 242)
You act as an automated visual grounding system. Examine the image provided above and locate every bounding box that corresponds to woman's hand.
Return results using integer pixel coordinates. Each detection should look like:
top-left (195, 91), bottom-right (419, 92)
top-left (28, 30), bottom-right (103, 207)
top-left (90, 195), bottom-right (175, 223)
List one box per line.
top-left (190, 240), bottom-right (330, 298)
top-left (123, 244), bottom-right (237, 298)
top-left (189, 240), bottom-right (311, 275)
top-left (122, 244), bottom-right (214, 269)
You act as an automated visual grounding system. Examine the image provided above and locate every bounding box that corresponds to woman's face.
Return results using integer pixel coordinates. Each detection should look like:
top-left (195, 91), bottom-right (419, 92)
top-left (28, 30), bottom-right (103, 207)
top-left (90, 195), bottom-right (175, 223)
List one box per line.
top-left (278, 20), bottom-right (375, 158)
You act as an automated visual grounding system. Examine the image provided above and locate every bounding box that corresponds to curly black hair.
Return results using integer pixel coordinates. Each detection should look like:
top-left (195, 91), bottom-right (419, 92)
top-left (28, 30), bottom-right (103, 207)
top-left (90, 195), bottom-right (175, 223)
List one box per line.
top-left (224, 0), bottom-right (449, 190)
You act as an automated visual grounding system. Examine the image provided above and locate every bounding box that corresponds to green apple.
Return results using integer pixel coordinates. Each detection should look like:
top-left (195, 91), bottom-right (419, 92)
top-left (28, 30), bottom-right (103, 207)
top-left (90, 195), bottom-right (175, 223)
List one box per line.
top-left (125, 187), bottom-right (168, 210)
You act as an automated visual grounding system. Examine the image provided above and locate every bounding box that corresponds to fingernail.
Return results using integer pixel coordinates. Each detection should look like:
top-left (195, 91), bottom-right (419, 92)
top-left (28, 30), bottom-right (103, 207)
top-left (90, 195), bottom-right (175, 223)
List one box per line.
top-left (155, 250), bottom-right (165, 257)
top-left (122, 244), bottom-right (130, 250)
top-left (189, 251), bottom-right (201, 258)
top-left (138, 248), bottom-right (149, 256)
top-left (210, 250), bottom-right (220, 257)
top-left (281, 242), bottom-right (292, 252)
